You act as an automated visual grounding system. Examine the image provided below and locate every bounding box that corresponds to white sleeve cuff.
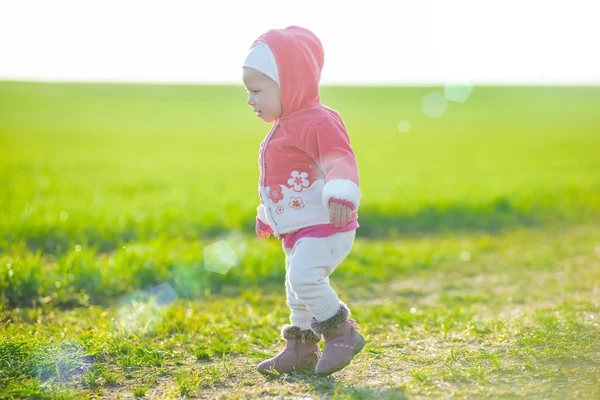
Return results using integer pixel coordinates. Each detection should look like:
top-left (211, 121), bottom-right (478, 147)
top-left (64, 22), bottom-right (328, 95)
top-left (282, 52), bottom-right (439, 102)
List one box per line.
top-left (322, 179), bottom-right (361, 211)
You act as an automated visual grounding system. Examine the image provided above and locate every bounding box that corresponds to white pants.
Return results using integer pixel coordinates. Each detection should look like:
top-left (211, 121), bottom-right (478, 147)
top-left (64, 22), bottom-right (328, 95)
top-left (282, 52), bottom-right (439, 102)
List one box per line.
top-left (284, 230), bottom-right (356, 330)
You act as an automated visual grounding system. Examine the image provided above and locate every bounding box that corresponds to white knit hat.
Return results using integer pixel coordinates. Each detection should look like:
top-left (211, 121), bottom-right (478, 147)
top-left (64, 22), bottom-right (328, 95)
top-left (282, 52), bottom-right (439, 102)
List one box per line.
top-left (243, 42), bottom-right (280, 87)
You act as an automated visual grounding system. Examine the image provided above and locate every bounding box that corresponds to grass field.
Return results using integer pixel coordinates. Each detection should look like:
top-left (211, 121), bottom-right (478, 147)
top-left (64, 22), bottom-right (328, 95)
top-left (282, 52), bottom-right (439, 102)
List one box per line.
top-left (1, 82), bottom-right (599, 399)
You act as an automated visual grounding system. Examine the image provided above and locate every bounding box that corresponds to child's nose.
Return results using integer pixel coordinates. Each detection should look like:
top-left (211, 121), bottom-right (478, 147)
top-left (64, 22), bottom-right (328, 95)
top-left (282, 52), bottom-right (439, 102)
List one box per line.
top-left (247, 95), bottom-right (255, 106)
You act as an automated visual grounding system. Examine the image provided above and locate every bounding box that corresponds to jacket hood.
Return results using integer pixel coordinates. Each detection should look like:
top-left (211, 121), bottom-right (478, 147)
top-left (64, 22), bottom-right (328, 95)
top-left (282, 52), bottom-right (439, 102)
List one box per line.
top-left (253, 26), bottom-right (324, 117)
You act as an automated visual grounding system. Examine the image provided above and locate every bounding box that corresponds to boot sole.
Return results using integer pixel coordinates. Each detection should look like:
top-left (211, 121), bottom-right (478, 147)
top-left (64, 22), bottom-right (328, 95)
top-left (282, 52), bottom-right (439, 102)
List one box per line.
top-left (258, 367), bottom-right (316, 376)
top-left (315, 337), bottom-right (367, 377)
top-left (257, 369), bottom-right (315, 376)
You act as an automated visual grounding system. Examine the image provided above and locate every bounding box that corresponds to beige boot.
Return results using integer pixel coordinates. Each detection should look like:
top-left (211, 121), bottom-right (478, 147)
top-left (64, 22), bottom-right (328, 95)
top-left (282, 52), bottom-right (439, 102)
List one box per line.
top-left (310, 302), bottom-right (366, 376)
top-left (257, 325), bottom-right (322, 375)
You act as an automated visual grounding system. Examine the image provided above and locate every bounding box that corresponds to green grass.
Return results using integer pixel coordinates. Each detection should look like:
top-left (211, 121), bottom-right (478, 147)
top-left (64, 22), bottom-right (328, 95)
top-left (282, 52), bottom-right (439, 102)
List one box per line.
top-left (2, 83), bottom-right (599, 249)
top-left (1, 82), bottom-right (599, 398)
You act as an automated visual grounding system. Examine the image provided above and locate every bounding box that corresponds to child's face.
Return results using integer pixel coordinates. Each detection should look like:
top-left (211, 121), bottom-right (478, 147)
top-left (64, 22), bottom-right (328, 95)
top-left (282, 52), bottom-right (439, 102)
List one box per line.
top-left (242, 67), bottom-right (282, 122)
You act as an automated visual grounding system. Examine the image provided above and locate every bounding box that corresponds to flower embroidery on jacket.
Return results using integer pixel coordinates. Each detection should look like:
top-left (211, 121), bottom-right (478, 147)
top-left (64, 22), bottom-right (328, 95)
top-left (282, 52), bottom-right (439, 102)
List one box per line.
top-left (276, 206), bottom-right (284, 214)
top-left (288, 171), bottom-right (310, 192)
top-left (268, 186), bottom-right (284, 203)
top-left (289, 197), bottom-right (305, 210)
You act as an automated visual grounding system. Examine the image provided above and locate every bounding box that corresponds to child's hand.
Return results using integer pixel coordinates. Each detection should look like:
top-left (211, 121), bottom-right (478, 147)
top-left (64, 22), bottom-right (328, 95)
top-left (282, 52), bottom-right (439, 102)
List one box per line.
top-left (329, 202), bottom-right (353, 228)
top-left (256, 221), bottom-right (273, 240)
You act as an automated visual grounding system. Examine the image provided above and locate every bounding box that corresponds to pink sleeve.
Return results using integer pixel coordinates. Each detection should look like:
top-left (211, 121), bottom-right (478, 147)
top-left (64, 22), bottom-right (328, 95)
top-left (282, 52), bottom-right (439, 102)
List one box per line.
top-left (329, 198), bottom-right (355, 210)
top-left (304, 115), bottom-right (360, 185)
top-left (304, 115), bottom-right (362, 210)
top-left (256, 217), bottom-right (274, 234)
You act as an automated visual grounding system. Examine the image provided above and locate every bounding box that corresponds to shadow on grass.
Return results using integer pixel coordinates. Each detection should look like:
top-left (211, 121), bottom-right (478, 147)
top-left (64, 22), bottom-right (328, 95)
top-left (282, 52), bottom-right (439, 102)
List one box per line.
top-left (3, 195), bottom-right (593, 310)
top-left (266, 373), bottom-right (408, 399)
top-left (11, 196), bottom-right (552, 257)
top-left (357, 196), bottom-right (539, 238)
top-left (329, 385), bottom-right (408, 400)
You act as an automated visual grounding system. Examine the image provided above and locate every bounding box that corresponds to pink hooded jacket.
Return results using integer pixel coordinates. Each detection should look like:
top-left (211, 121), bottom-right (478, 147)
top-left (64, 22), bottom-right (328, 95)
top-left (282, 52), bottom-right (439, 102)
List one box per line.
top-left (253, 26), bottom-right (361, 245)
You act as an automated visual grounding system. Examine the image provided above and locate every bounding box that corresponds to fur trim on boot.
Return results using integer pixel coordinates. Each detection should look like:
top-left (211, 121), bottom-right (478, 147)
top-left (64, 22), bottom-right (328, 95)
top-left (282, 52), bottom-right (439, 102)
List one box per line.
top-left (281, 325), bottom-right (322, 342)
top-left (257, 325), bottom-right (321, 375)
top-left (310, 302), bottom-right (350, 335)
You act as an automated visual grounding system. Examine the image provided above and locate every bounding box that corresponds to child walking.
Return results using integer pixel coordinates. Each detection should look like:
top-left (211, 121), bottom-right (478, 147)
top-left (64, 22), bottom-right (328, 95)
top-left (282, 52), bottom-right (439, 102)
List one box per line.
top-left (242, 26), bottom-right (365, 376)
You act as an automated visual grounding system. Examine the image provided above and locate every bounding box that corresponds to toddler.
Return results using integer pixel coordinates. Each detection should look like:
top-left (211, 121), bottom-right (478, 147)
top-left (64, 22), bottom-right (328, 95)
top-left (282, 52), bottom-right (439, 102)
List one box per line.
top-left (242, 26), bottom-right (365, 376)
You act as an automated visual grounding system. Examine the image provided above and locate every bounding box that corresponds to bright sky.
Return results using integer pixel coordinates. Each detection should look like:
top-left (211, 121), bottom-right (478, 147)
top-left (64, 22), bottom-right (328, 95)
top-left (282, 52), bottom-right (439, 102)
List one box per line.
top-left (1, 0), bottom-right (599, 85)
